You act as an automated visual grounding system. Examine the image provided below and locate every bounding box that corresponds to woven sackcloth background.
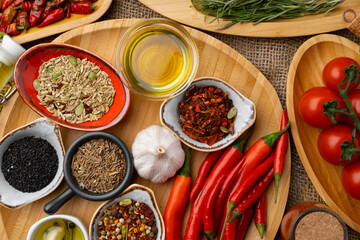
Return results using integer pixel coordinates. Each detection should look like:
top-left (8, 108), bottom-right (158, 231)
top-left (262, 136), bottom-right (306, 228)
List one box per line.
top-left (17, 0), bottom-right (360, 239)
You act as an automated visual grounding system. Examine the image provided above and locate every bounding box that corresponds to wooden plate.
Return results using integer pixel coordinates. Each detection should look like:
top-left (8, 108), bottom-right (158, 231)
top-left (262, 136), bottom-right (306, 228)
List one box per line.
top-left (139, 0), bottom-right (360, 37)
top-left (11, 0), bottom-right (112, 44)
top-left (0, 19), bottom-right (290, 240)
top-left (286, 34), bottom-right (360, 232)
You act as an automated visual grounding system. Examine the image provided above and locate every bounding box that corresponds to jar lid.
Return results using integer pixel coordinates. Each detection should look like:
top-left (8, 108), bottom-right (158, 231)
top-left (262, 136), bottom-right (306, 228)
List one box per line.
top-left (0, 35), bottom-right (26, 66)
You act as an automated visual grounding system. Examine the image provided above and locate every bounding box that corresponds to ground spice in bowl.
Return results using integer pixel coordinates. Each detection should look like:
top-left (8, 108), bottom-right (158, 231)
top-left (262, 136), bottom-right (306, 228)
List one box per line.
top-left (291, 208), bottom-right (347, 240)
top-left (71, 138), bottom-right (126, 194)
top-left (1, 136), bottom-right (58, 193)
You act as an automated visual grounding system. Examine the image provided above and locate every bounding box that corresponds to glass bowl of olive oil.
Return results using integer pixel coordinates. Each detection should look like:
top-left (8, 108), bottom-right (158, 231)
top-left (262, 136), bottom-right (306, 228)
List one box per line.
top-left (116, 18), bottom-right (199, 100)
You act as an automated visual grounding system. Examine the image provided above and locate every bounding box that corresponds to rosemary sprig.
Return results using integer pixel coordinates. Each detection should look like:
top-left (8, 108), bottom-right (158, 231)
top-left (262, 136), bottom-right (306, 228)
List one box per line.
top-left (193, 0), bottom-right (344, 29)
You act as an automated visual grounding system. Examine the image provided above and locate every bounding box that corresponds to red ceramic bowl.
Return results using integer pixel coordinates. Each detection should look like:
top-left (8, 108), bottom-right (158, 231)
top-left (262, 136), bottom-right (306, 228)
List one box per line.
top-left (14, 43), bottom-right (130, 131)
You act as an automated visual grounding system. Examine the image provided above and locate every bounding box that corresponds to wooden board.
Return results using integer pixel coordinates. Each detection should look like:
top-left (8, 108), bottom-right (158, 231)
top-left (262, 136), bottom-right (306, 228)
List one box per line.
top-left (0, 19), bottom-right (290, 240)
top-left (139, 0), bottom-right (360, 37)
top-left (11, 0), bottom-right (112, 44)
top-left (286, 34), bottom-right (360, 232)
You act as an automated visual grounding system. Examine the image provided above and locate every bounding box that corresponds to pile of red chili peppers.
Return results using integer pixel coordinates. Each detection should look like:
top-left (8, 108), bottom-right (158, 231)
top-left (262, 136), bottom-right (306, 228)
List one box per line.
top-left (0, 0), bottom-right (97, 35)
top-left (179, 110), bottom-right (290, 240)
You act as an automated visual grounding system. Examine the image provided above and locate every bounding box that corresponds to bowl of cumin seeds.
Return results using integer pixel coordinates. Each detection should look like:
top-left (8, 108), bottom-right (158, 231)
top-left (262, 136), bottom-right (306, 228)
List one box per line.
top-left (44, 132), bottom-right (133, 215)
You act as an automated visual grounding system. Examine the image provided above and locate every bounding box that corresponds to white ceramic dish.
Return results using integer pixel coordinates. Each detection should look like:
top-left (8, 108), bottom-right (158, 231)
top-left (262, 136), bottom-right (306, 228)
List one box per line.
top-left (26, 214), bottom-right (89, 240)
top-left (160, 77), bottom-right (256, 152)
top-left (0, 118), bottom-right (65, 209)
top-left (89, 184), bottom-right (165, 240)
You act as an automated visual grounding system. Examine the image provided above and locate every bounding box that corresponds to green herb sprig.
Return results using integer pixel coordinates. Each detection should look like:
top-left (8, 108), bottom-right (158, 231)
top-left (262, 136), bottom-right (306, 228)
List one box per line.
top-left (193, 0), bottom-right (343, 29)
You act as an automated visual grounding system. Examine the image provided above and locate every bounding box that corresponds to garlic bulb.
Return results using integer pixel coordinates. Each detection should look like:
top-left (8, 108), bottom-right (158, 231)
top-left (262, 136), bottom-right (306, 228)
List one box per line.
top-left (132, 125), bottom-right (185, 183)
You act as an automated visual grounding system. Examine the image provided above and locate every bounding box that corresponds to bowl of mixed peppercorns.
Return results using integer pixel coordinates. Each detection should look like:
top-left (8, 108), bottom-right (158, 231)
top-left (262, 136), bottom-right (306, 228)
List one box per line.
top-left (0, 118), bottom-right (65, 209)
top-left (89, 184), bottom-right (165, 240)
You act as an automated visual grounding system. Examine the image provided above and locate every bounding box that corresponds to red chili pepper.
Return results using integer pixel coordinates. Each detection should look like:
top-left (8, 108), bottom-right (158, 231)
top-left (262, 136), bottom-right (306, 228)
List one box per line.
top-left (29, 0), bottom-right (46, 25)
top-left (236, 207), bottom-right (254, 240)
top-left (17, 10), bottom-right (30, 32)
top-left (217, 151), bottom-right (274, 238)
top-left (195, 104), bottom-right (200, 112)
top-left (38, 1), bottom-right (55, 23)
top-left (70, 1), bottom-right (96, 14)
top-left (0, 3), bottom-right (16, 32)
top-left (13, 0), bottom-right (23, 7)
top-left (189, 148), bottom-right (225, 202)
top-left (164, 149), bottom-right (192, 240)
top-left (222, 218), bottom-right (237, 240)
top-left (2, 0), bottom-right (13, 11)
top-left (14, 1), bottom-right (33, 11)
top-left (0, 0), bottom-right (4, 10)
top-left (228, 166), bottom-right (274, 224)
top-left (203, 175), bottom-right (226, 240)
top-left (37, 7), bottom-right (65, 28)
top-left (184, 131), bottom-right (252, 240)
top-left (274, 109), bottom-right (289, 203)
top-left (65, 1), bottom-right (70, 17)
top-left (54, 0), bottom-right (66, 7)
top-left (5, 22), bottom-right (21, 35)
top-left (255, 192), bottom-right (266, 239)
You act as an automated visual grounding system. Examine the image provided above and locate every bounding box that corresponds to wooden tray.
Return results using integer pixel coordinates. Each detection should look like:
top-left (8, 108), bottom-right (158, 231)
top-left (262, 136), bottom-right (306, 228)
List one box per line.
top-left (139, 0), bottom-right (360, 37)
top-left (11, 0), bottom-right (112, 44)
top-left (0, 19), bottom-right (290, 240)
top-left (286, 34), bottom-right (360, 232)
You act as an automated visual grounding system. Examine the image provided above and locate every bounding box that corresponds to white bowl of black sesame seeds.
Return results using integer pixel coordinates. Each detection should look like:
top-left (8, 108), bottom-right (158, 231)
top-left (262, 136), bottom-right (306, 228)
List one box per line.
top-left (0, 118), bottom-right (65, 209)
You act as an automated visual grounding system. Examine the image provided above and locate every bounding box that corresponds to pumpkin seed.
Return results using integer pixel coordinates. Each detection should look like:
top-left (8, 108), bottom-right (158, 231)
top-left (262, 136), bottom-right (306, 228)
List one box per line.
top-left (79, 93), bottom-right (84, 100)
top-left (120, 199), bottom-right (132, 206)
top-left (47, 66), bottom-right (54, 72)
top-left (75, 103), bottom-right (84, 116)
top-left (220, 126), bottom-right (229, 133)
top-left (201, 109), bottom-right (211, 114)
top-left (52, 72), bottom-right (61, 80)
top-left (227, 107), bottom-right (238, 119)
top-left (68, 55), bottom-right (77, 66)
top-left (108, 98), bottom-right (113, 107)
top-left (88, 71), bottom-right (97, 80)
top-left (33, 80), bottom-right (40, 91)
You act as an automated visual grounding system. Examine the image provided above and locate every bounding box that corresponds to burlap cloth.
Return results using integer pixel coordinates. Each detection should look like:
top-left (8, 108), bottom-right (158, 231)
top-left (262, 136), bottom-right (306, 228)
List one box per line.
top-left (17, 0), bottom-right (360, 239)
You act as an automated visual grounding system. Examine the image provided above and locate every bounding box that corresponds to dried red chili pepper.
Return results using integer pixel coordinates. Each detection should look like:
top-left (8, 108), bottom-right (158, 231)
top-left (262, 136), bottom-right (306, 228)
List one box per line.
top-left (255, 192), bottom-right (266, 239)
top-left (164, 149), bottom-right (192, 240)
top-left (54, 0), bottom-right (66, 7)
top-left (274, 109), bottom-right (289, 203)
top-left (228, 167), bottom-right (274, 223)
top-left (65, 1), bottom-right (70, 17)
top-left (70, 1), bottom-right (96, 14)
top-left (38, 1), bottom-right (55, 23)
top-left (29, 0), bottom-right (46, 25)
top-left (189, 148), bottom-right (225, 202)
top-left (2, 0), bottom-right (14, 11)
top-left (0, 3), bottom-right (16, 32)
top-left (14, 1), bottom-right (33, 11)
top-left (13, 0), bottom-right (23, 6)
top-left (5, 22), bottom-right (21, 35)
top-left (235, 207), bottom-right (254, 240)
top-left (37, 7), bottom-right (65, 28)
top-left (17, 10), bottom-right (29, 32)
top-left (0, 0), bottom-right (4, 10)
top-left (203, 175), bottom-right (225, 240)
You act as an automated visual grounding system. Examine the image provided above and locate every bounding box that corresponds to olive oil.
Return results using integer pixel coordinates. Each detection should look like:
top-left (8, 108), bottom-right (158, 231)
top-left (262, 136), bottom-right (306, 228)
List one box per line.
top-left (0, 62), bottom-right (14, 90)
top-left (33, 219), bottom-right (85, 240)
top-left (123, 28), bottom-right (192, 96)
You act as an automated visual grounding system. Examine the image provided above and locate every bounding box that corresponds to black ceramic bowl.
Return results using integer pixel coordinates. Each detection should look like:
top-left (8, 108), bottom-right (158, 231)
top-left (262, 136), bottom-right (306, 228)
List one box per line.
top-left (44, 132), bottom-right (133, 215)
top-left (290, 207), bottom-right (348, 240)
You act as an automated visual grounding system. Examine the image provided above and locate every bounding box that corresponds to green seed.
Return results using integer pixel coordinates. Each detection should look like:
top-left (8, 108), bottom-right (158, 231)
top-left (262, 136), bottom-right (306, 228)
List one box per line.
top-left (79, 93), bottom-right (84, 100)
top-left (227, 107), bottom-right (238, 119)
top-left (201, 109), bottom-right (211, 114)
top-left (68, 55), bottom-right (77, 66)
top-left (220, 126), bottom-right (229, 133)
top-left (33, 80), bottom-right (40, 91)
top-left (52, 72), bottom-right (61, 80)
top-left (88, 71), bottom-right (97, 80)
top-left (75, 103), bottom-right (84, 116)
top-left (120, 199), bottom-right (132, 206)
top-left (47, 66), bottom-right (54, 72)
top-left (109, 98), bottom-right (113, 107)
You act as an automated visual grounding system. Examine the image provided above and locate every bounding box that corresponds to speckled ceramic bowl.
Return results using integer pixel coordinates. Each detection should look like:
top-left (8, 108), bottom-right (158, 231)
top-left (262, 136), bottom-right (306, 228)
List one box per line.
top-left (0, 118), bottom-right (64, 209)
top-left (89, 184), bottom-right (165, 240)
top-left (160, 77), bottom-right (256, 152)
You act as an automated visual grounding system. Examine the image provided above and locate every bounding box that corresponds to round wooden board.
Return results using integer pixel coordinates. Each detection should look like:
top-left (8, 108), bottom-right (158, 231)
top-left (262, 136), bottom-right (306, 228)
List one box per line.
top-left (286, 34), bottom-right (360, 232)
top-left (139, 0), bottom-right (360, 37)
top-left (11, 0), bottom-right (112, 44)
top-left (0, 19), bottom-right (289, 240)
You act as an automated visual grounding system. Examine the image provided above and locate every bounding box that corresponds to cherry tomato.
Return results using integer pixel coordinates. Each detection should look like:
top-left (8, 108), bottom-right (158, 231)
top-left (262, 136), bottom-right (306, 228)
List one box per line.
top-left (342, 161), bottom-right (360, 200)
top-left (298, 87), bottom-right (344, 128)
top-left (341, 89), bottom-right (360, 127)
top-left (318, 124), bottom-right (360, 166)
top-left (322, 57), bottom-right (360, 92)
